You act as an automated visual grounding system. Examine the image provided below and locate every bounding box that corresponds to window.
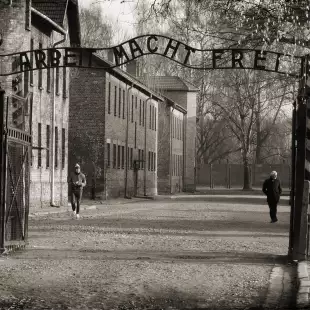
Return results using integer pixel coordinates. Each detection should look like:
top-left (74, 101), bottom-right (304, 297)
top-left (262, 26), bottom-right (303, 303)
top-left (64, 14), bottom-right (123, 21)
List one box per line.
top-left (154, 107), bottom-right (157, 131)
top-left (148, 151), bottom-right (151, 171)
top-left (134, 122), bottom-right (137, 149)
top-left (127, 146), bottom-right (130, 168)
top-left (46, 125), bottom-right (50, 168)
top-left (47, 50), bottom-right (51, 92)
top-left (117, 145), bottom-right (121, 168)
top-left (113, 144), bottom-right (116, 168)
top-left (131, 95), bottom-right (134, 122)
top-left (138, 149), bottom-right (141, 170)
top-left (118, 88), bottom-right (121, 118)
top-left (139, 99), bottom-right (141, 125)
top-left (38, 123), bottom-right (42, 167)
top-left (23, 63), bottom-right (29, 97)
top-left (149, 105), bottom-right (152, 129)
top-left (123, 89), bottom-right (125, 119)
top-left (135, 96), bottom-right (137, 109)
top-left (154, 153), bottom-right (156, 172)
top-left (114, 86), bottom-right (117, 116)
top-left (152, 106), bottom-right (155, 130)
top-left (130, 148), bottom-right (133, 169)
top-left (142, 101), bottom-right (145, 127)
top-left (181, 120), bottom-right (183, 140)
top-left (172, 116), bottom-right (174, 138)
top-left (141, 150), bottom-right (144, 169)
top-left (30, 39), bottom-right (34, 85)
top-left (62, 128), bottom-right (65, 169)
top-left (55, 126), bottom-right (58, 168)
top-left (121, 146), bottom-right (125, 169)
top-left (108, 82), bottom-right (111, 114)
top-left (107, 143), bottom-right (110, 167)
top-left (38, 43), bottom-right (43, 89)
top-left (25, 0), bottom-right (31, 30)
top-left (63, 67), bottom-right (67, 98)
top-left (150, 152), bottom-right (153, 171)
top-left (56, 67), bottom-right (60, 95)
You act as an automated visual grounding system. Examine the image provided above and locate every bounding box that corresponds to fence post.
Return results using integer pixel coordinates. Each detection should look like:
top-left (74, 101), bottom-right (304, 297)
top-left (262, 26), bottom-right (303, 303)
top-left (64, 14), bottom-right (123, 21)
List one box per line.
top-left (293, 181), bottom-right (309, 261)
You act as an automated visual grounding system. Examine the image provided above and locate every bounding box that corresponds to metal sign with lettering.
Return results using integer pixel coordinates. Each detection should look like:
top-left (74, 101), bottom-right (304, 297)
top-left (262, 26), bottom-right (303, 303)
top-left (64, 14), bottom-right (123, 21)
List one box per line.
top-left (0, 34), bottom-right (304, 77)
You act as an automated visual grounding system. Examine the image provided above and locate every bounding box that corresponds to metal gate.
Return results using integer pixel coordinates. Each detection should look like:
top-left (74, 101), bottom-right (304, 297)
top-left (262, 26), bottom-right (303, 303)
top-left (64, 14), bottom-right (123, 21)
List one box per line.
top-left (0, 89), bottom-right (31, 252)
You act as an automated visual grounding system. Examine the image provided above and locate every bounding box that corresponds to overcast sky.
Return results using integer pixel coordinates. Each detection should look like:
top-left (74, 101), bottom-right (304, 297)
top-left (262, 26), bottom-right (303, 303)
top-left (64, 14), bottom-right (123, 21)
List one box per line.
top-left (79, 0), bottom-right (137, 37)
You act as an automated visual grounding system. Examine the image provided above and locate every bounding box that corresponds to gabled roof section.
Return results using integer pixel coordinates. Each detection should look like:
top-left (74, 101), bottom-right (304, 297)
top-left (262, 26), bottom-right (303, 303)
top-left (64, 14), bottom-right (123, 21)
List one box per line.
top-left (31, 0), bottom-right (81, 46)
top-left (32, 0), bottom-right (68, 27)
top-left (146, 76), bottom-right (199, 92)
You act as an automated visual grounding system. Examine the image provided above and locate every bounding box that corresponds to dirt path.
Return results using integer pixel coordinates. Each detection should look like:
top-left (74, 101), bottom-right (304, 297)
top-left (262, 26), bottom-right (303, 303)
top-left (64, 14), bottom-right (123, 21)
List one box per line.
top-left (0, 201), bottom-right (296, 309)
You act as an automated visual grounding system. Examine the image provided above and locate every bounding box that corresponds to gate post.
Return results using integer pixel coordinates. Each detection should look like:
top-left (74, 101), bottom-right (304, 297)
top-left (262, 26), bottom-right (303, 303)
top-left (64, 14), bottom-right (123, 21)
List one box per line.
top-left (0, 89), bottom-right (5, 252)
top-left (293, 181), bottom-right (309, 261)
top-left (288, 100), bottom-right (297, 258)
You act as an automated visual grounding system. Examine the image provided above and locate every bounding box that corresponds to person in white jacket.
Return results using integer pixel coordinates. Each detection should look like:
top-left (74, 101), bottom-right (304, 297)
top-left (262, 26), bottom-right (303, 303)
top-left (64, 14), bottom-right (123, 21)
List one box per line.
top-left (68, 163), bottom-right (86, 219)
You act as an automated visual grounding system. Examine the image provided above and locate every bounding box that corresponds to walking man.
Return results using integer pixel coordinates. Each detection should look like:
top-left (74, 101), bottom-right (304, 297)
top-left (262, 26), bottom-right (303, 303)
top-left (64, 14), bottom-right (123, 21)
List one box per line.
top-left (262, 171), bottom-right (282, 223)
top-left (69, 163), bottom-right (86, 219)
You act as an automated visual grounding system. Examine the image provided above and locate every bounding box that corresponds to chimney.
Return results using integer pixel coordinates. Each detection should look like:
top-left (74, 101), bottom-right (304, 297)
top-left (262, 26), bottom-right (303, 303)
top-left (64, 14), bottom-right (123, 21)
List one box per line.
top-left (107, 50), bottom-right (114, 64)
top-left (127, 60), bottom-right (139, 76)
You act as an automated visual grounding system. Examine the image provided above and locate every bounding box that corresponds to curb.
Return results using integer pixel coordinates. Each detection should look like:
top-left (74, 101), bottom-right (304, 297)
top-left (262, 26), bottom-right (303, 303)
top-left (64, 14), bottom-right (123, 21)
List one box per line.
top-left (29, 205), bottom-right (98, 217)
top-left (297, 261), bottom-right (310, 308)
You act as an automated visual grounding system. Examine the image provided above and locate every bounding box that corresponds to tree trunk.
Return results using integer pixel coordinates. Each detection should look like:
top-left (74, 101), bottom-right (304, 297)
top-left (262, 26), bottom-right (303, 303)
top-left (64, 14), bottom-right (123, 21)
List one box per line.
top-left (243, 156), bottom-right (252, 190)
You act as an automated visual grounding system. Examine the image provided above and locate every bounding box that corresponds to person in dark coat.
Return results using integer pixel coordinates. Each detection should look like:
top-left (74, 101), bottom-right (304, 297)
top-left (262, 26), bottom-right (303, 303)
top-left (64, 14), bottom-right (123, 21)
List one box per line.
top-left (68, 163), bottom-right (86, 219)
top-left (262, 171), bottom-right (282, 223)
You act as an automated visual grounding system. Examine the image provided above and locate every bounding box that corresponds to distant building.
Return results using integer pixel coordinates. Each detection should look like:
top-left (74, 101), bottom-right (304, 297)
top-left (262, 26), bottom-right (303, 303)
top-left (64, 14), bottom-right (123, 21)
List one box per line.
top-left (69, 55), bottom-right (199, 197)
top-left (69, 55), bottom-right (162, 198)
top-left (0, 0), bottom-right (81, 208)
top-left (141, 76), bottom-right (199, 193)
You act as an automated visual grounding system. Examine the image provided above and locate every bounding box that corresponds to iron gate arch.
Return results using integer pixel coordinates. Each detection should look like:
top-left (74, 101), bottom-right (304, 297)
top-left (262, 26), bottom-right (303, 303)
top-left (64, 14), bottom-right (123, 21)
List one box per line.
top-left (0, 35), bottom-right (309, 256)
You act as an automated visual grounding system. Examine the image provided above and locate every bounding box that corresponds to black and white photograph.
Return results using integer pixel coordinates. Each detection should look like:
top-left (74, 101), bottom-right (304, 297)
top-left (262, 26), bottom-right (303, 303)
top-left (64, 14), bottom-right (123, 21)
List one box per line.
top-left (0, 0), bottom-right (309, 309)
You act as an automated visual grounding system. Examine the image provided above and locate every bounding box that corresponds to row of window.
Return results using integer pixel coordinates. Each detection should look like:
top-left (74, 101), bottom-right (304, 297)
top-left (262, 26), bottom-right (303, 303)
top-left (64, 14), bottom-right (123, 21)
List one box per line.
top-left (34, 123), bottom-right (66, 170)
top-left (107, 83), bottom-right (157, 131)
top-left (172, 154), bottom-right (183, 177)
top-left (22, 39), bottom-right (67, 98)
top-left (106, 142), bottom-right (156, 171)
top-left (172, 116), bottom-right (183, 141)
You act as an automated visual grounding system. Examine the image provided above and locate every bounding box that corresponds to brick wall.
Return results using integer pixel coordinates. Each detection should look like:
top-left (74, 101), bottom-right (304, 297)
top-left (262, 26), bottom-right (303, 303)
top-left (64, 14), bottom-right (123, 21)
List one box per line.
top-left (69, 66), bottom-right (105, 198)
top-left (0, 2), bottom-right (69, 208)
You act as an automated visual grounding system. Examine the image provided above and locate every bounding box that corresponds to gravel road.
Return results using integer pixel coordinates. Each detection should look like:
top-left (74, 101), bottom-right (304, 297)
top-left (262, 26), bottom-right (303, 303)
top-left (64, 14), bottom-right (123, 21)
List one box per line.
top-left (0, 200), bottom-right (294, 309)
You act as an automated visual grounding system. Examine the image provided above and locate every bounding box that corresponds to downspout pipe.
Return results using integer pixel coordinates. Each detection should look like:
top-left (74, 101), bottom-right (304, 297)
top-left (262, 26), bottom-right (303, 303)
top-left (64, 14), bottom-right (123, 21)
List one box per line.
top-left (170, 105), bottom-right (175, 194)
top-left (124, 83), bottom-right (134, 198)
top-left (50, 32), bottom-right (67, 206)
top-left (144, 95), bottom-right (152, 196)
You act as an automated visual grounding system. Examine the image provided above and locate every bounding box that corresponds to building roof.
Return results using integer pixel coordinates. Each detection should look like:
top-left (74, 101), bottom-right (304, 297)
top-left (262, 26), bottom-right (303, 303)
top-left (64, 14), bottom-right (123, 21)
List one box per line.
top-left (32, 0), bottom-right (68, 27)
top-left (146, 76), bottom-right (199, 92)
top-left (31, 0), bottom-right (81, 46)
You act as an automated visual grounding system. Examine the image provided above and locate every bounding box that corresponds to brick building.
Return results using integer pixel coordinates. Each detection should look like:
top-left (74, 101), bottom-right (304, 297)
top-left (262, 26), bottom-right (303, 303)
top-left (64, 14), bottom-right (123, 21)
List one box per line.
top-left (0, 0), bottom-right (80, 208)
top-left (69, 55), bottom-right (163, 198)
top-left (70, 54), bottom-right (198, 197)
top-left (141, 76), bottom-right (199, 193)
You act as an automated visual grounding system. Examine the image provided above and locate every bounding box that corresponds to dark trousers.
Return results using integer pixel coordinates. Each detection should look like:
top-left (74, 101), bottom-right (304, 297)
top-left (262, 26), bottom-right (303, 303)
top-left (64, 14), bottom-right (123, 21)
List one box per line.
top-left (71, 190), bottom-right (82, 214)
top-left (268, 201), bottom-right (278, 222)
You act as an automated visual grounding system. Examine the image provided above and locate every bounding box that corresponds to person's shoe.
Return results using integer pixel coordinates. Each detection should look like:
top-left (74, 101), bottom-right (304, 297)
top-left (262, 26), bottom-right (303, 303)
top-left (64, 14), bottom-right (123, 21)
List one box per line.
top-left (72, 210), bottom-right (76, 219)
top-left (76, 214), bottom-right (80, 219)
